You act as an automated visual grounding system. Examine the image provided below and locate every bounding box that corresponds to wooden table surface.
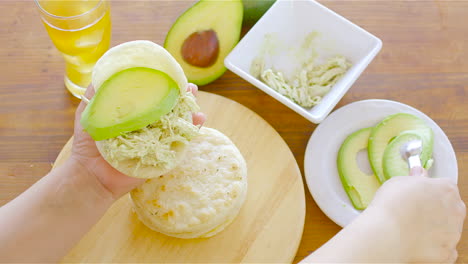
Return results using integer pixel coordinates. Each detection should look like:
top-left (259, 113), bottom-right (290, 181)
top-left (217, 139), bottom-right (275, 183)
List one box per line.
top-left (0, 0), bottom-right (467, 263)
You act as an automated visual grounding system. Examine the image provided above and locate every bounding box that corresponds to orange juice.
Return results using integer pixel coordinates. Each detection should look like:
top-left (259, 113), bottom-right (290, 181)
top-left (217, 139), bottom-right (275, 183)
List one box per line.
top-left (37, 0), bottom-right (111, 97)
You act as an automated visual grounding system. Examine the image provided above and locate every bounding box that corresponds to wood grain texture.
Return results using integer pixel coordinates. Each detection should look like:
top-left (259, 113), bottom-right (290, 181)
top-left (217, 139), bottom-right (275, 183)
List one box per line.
top-left (0, 0), bottom-right (467, 263)
top-left (52, 92), bottom-right (306, 263)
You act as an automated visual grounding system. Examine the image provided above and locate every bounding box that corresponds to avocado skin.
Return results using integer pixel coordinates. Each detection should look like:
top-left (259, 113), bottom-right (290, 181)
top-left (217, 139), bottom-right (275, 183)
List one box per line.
top-left (242, 0), bottom-right (276, 26)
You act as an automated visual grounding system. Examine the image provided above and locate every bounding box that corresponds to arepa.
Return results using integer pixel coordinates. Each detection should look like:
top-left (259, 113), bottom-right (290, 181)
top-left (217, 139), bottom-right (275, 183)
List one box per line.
top-left (90, 40), bottom-right (200, 178)
top-left (131, 127), bottom-right (248, 238)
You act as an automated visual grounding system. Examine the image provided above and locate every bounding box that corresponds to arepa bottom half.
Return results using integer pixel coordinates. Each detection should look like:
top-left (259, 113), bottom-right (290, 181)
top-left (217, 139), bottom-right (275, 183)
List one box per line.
top-left (130, 127), bottom-right (248, 239)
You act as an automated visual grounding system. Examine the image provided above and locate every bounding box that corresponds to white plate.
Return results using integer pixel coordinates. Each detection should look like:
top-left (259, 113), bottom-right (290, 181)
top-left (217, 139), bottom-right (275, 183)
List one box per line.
top-left (304, 99), bottom-right (458, 227)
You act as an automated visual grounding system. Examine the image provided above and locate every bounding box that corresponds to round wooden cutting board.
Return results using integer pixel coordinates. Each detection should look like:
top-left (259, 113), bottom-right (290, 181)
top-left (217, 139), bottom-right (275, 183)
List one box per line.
top-left (54, 91), bottom-right (305, 263)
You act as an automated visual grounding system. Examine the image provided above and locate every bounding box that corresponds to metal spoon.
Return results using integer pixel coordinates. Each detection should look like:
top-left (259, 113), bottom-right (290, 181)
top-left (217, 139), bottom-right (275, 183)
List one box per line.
top-left (400, 139), bottom-right (423, 169)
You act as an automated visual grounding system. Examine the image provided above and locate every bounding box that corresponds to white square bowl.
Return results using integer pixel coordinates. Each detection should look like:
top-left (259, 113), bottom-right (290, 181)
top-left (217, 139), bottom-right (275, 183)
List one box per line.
top-left (224, 0), bottom-right (382, 123)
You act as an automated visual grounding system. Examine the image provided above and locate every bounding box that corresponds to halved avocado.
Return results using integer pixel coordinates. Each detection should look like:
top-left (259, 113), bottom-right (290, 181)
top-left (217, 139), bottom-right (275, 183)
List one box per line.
top-left (368, 113), bottom-right (433, 183)
top-left (164, 0), bottom-right (243, 86)
top-left (383, 132), bottom-right (427, 179)
top-left (338, 127), bottom-right (381, 210)
top-left (80, 67), bottom-right (179, 141)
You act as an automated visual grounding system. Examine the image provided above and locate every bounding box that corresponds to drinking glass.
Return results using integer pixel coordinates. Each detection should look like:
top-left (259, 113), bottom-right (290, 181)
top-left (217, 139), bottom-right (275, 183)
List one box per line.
top-left (35, 0), bottom-right (112, 97)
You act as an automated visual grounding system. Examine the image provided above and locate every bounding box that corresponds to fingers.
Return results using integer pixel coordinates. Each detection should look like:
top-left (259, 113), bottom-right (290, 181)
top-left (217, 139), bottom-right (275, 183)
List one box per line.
top-left (85, 84), bottom-right (96, 97)
top-left (74, 85), bottom-right (96, 141)
top-left (410, 166), bottom-right (428, 177)
top-left (192, 112), bottom-right (206, 126)
top-left (447, 250), bottom-right (458, 263)
top-left (187, 83), bottom-right (198, 96)
top-left (459, 201), bottom-right (467, 219)
top-left (187, 83), bottom-right (205, 126)
top-left (457, 202), bottom-right (466, 233)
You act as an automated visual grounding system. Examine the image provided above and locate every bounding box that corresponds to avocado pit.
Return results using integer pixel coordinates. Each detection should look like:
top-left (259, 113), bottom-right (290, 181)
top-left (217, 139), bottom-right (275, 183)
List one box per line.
top-left (181, 30), bottom-right (219, 68)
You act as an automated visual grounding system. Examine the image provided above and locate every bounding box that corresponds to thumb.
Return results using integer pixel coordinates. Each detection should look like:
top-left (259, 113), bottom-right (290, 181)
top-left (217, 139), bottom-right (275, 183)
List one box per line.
top-left (75, 85), bottom-right (95, 119)
top-left (410, 166), bottom-right (428, 177)
top-left (74, 85), bottom-right (95, 142)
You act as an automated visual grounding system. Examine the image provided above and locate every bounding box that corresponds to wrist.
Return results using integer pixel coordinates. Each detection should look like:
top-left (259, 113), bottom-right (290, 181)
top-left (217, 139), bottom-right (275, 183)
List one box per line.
top-left (360, 205), bottom-right (409, 263)
top-left (58, 156), bottom-right (116, 207)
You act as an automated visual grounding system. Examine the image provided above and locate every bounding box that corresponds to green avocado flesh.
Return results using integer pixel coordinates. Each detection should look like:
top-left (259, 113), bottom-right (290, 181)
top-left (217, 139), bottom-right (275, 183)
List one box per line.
top-left (164, 0), bottom-right (243, 86)
top-left (80, 67), bottom-right (179, 141)
top-left (242, 0), bottom-right (276, 26)
top-left (338, 127), bottom-right (381, 210)
top-left (383, 132), bottom-right (423, 179)
top-left (368, 113), bottom-right (434, 183)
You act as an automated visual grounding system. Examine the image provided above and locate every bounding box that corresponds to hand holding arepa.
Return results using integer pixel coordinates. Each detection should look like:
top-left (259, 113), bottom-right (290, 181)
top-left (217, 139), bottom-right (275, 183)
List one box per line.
top-left (71, 83), bottom-right (205, 199)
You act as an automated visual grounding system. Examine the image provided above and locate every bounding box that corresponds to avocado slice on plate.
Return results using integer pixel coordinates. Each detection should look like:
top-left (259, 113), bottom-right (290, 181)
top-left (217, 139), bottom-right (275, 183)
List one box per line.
top-left (164, 0), bottom-right (243, 86)
top-left (80, 67), bottom-right (179, 141)
top-left (338, 127), bottom-right (381, 210)
top-left (368, 113), bottom-right (434, 183)
top-left (383, 132), bottom-right (429, 179)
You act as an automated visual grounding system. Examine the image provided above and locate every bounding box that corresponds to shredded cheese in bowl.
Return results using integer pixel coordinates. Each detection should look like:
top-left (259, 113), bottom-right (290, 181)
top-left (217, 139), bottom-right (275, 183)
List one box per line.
top-left (253, 56), bottom-right (351, 108)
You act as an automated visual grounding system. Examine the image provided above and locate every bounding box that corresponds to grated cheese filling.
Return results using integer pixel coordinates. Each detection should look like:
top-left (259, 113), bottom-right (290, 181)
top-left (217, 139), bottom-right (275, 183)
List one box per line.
top-left (100, 91), bottom-right (200, 171)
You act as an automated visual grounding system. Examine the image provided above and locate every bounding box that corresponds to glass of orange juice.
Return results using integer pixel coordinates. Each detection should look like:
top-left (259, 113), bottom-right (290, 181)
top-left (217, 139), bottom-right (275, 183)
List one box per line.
top-left (35, 0), bottom-right (111, 98)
